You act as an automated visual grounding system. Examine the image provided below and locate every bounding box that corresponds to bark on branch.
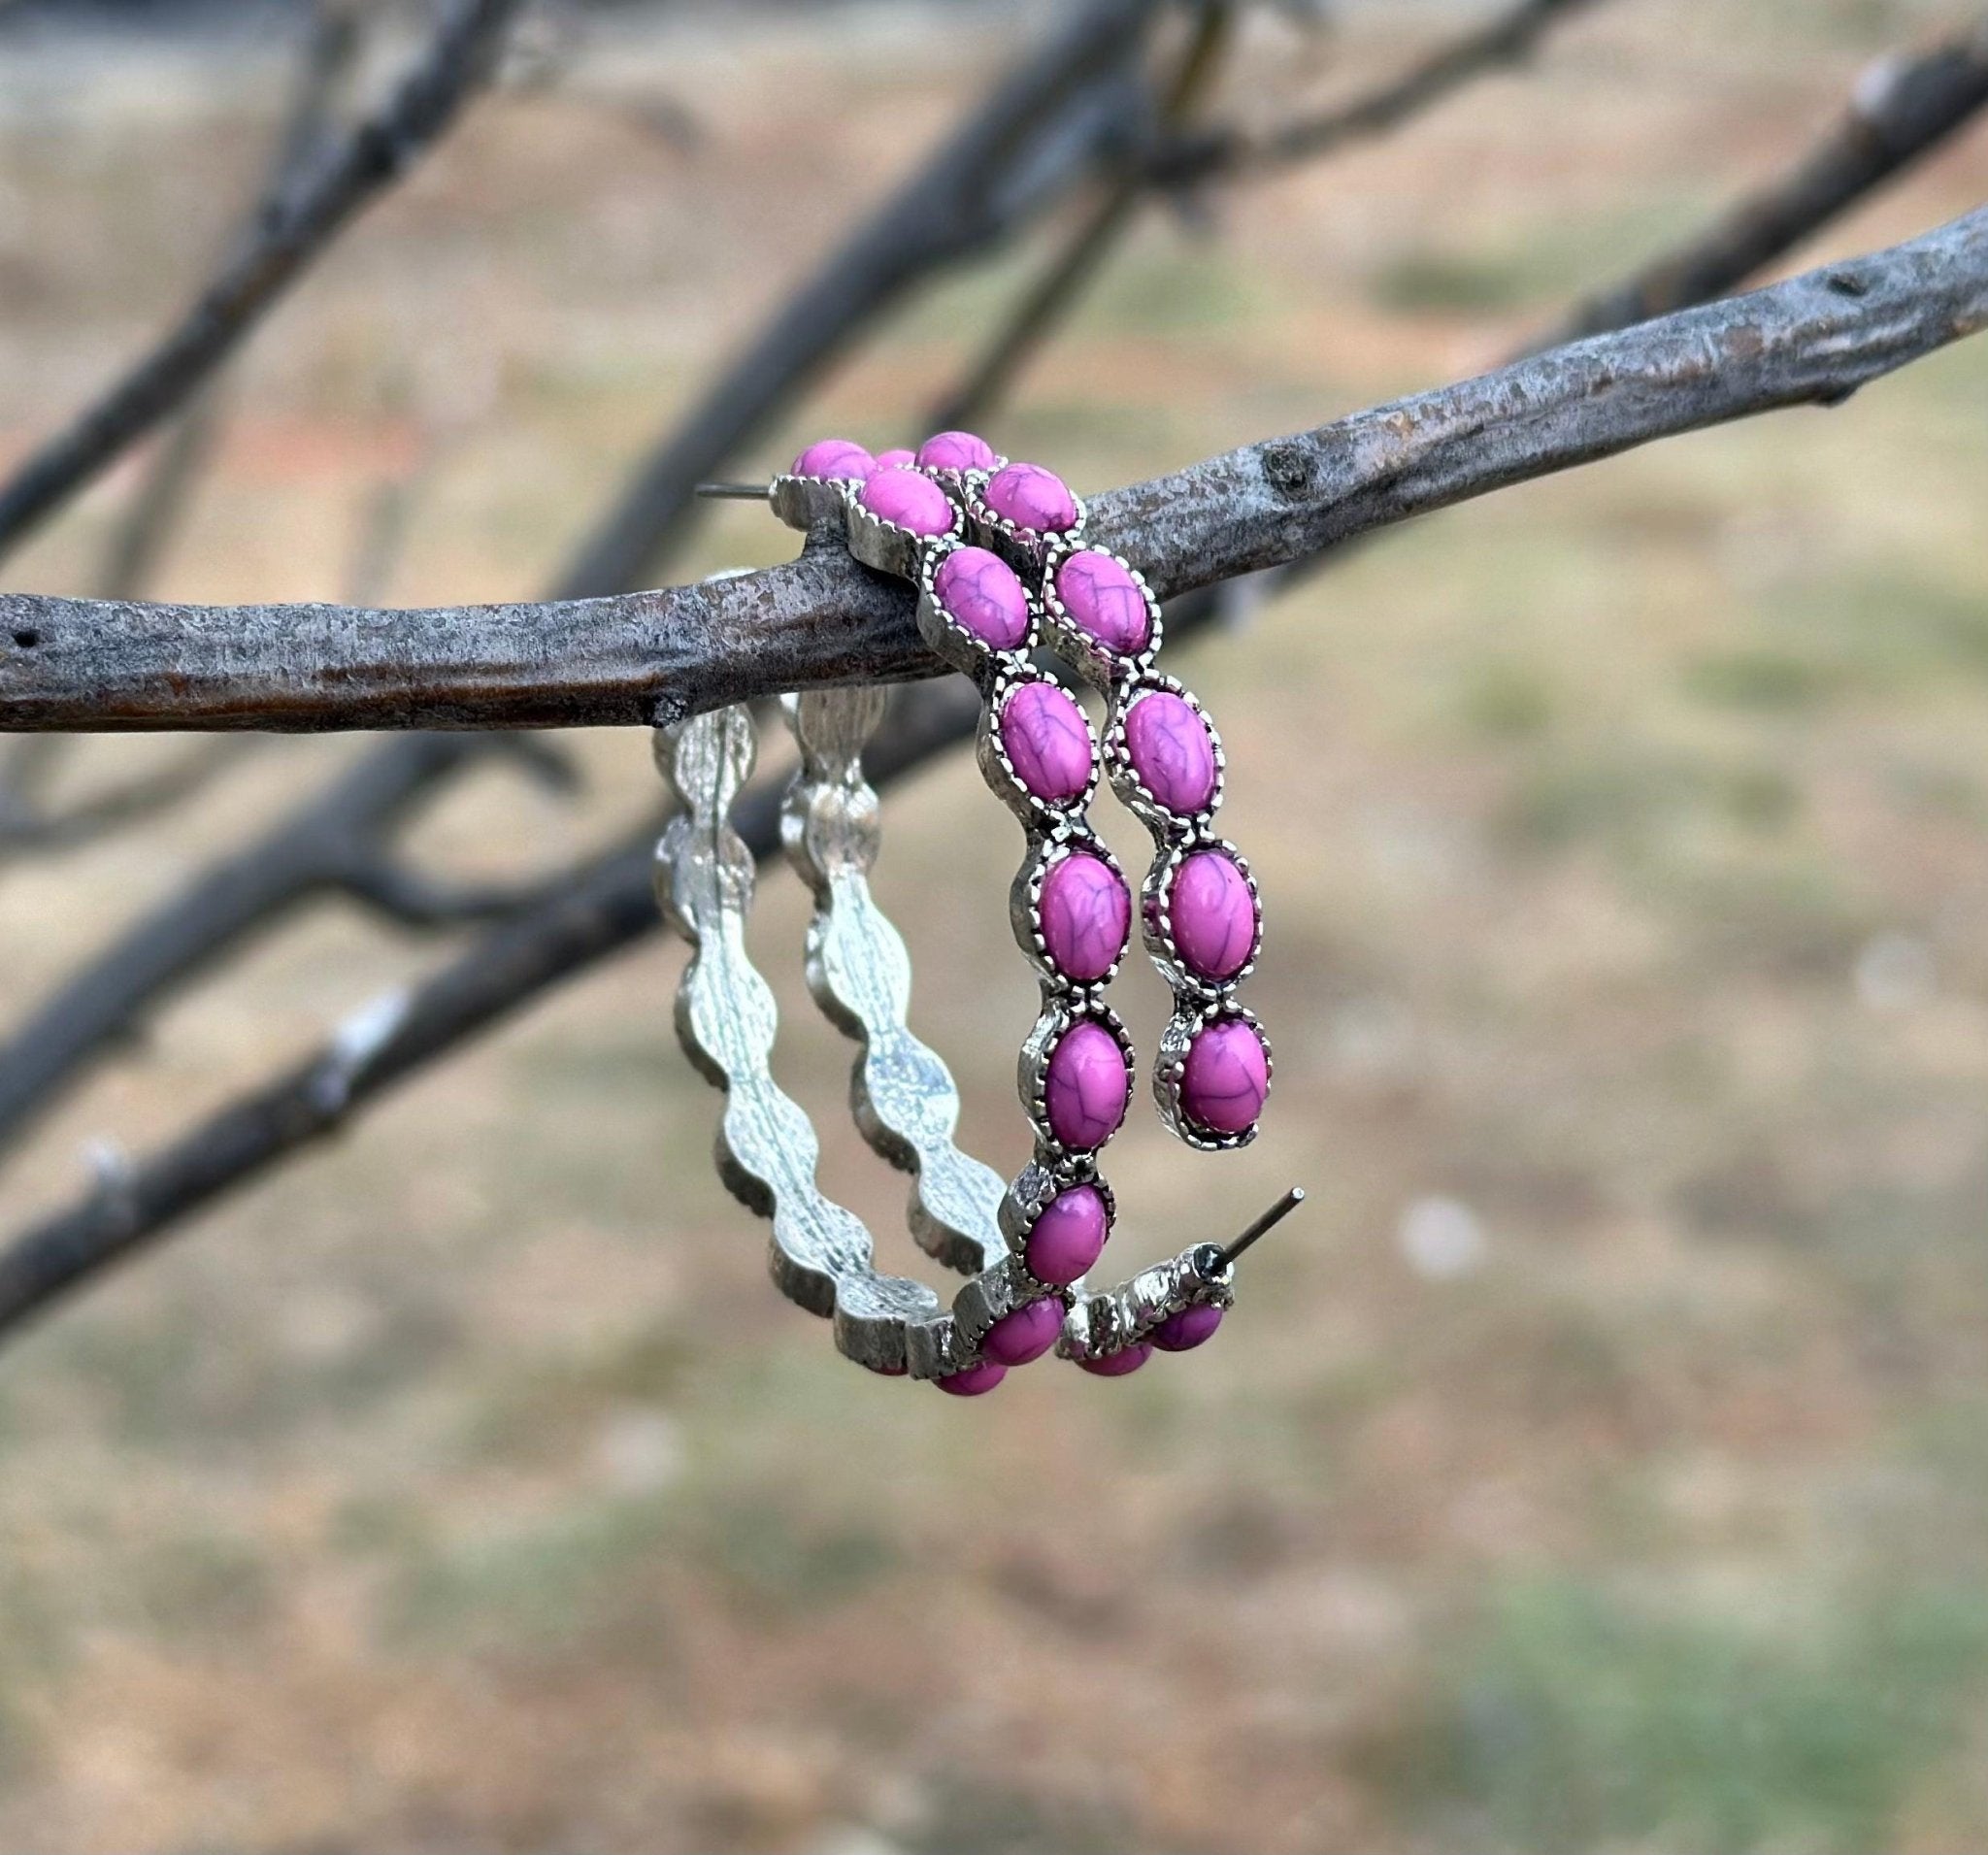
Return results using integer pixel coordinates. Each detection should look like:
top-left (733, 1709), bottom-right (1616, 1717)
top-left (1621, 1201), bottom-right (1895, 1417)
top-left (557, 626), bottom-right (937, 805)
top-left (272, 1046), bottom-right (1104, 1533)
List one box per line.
top-left (2, 204), bottom-right (1983, 736)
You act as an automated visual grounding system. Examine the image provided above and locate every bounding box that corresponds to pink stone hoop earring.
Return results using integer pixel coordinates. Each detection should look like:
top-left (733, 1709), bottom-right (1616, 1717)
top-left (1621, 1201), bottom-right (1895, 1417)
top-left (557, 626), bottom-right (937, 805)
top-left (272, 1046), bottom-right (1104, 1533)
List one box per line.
top-left (670, 441), bottom-right (1302, 1390)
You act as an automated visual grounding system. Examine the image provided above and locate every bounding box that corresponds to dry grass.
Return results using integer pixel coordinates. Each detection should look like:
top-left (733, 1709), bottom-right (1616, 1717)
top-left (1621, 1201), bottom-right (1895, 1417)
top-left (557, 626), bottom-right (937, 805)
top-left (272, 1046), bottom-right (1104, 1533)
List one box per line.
top-left (1, 2), bottom-right (1987, 1849)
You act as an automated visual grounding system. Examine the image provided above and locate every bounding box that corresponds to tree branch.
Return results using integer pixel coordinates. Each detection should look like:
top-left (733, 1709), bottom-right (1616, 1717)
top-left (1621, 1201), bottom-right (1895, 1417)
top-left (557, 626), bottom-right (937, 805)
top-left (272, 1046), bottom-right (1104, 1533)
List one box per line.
top-left (5, 199), bottom-right (1988, 1334)
top-left (0, 735), bottom-right (500, 1161)
top-left (2, 205), bottom-right (1982, 735)
top-left (336, 849), bottom-right (572, 927)
top-left (0, 0), bottom-right (520, 567)
top-left (1539, 19), bottom-right (1988, 347)
top-left (0, 2), bottom-right (366, 850)
top-left (0, 0), bottom-right (1181, 1163)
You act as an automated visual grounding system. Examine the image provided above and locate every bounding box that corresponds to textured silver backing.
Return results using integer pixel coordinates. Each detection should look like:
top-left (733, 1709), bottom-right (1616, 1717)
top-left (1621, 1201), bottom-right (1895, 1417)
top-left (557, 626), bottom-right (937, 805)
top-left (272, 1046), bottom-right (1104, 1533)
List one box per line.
top-left (650, 482), bottom-right (1261, 1378)
top-left (780, 686), bottom-right (1008, 1279)
top-left (654, 706), bottom-right (966, 1376)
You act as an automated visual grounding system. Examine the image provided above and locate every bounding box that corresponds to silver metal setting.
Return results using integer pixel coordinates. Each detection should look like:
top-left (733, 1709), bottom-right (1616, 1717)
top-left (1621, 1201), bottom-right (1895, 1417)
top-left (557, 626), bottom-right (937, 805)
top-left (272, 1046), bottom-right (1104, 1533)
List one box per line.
top-left (1016, 995), bottom-right (1135, 1165)
top-left (1152, 1001), bottom-right (1272, 1153)
top-left (656, 697), bottom-right (1206, 1378)
top-left (1011, 825), bottom-right (1134, 991)
top-left (1101, 674), bottom-right (1230, 839)
top-left (997, 1156), bottom-right (1115, 1254)
top-left (770, 471), bottom-right (856, 532)
top-left (650, 443), bottom-right (1301, 1383)
top-left (976, 663), bottom-right (1103, 828)
top-left (964, 480), bottom-right (1091, 576)
top-left (1058, 1241), bottom-right (1235, 1364)
top-left (1039, 542), bottom-right (1167, 688)
top-left (1140, 835), bottom-right (1265, 1002)
top-left (842, 480), bottom-right (964, 579)
top-left (919, 453), bottom-right (1007, 503)
top-left (779, 686), bottom-right (1008, 1279)
top-left (654, 706), bottom-right (958, 1375)
top-left (913, 536), bottom-right (1036, 678)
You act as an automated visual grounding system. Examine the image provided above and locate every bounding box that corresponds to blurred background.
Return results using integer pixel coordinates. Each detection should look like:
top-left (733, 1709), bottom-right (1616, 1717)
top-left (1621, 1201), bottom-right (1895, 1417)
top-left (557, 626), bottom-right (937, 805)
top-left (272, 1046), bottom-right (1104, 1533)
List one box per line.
top-left (0, 0), bottom-right (1986, 1849)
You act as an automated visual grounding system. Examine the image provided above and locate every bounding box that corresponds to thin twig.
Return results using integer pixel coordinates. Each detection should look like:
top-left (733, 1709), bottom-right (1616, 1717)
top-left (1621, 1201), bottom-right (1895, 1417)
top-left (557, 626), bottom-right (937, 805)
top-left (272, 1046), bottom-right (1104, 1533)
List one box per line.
top-left (0, 0), bottom-right (522, 567)
top-left (96, 390), bottom-right (234, 608)
top-left (1, 206), bottom-right (1982, 735)
top-left (3, 204), bottom-right (1987, 1334)
top-left (928, 2), bottom-right (1239, 433)
top-left (1537, 18), bottom-right (1988, 346)
top-left (1145, 0), bottom-right (1601, 187)
top-left (1167, 19), bottom-right (1988, 628)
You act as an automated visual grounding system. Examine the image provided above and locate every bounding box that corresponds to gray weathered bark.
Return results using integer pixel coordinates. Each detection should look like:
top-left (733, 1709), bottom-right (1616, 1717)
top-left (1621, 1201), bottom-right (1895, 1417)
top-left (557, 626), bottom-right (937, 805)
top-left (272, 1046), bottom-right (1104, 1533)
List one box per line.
top-left (1, 205), bottom-right (1983, 736)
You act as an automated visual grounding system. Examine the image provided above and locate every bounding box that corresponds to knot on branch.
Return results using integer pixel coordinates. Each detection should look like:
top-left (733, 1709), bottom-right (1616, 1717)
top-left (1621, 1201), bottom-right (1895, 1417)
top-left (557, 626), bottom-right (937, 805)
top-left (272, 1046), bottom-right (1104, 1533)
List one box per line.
top-left (1259, 441), bottom-right (1314, 502)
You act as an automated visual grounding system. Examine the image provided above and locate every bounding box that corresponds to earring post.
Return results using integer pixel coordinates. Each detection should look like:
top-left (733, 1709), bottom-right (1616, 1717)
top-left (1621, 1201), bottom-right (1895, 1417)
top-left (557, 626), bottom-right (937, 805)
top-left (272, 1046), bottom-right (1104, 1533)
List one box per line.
top-left (695, 480), bottom-right (774, 501)
top-left (1213, 1186), bottom-right (1306, 1270)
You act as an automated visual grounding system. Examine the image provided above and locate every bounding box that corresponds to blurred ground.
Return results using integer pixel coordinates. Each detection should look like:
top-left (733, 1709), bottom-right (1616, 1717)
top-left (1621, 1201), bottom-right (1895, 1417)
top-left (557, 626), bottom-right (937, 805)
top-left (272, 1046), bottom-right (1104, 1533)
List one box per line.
top-left (0, 2), bottom-right (1986, 1849)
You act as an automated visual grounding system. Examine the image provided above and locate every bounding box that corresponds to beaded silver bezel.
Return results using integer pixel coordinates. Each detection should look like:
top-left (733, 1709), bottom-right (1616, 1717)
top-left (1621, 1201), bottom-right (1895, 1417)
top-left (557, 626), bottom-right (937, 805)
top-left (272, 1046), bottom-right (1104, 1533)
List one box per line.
top-left (1057, 1238), bottom-right (1238, 1362)
top-left (996, 1158), bottom-right (1117, 1260)
top-left (843, 479), bottom-right (963, 579)
top-left (1140, 834), bottom-right (1265, 1002)
top-left (1017, 997), bottom-right (1136, 1168)
top-left (770, 471), bottom-right (859, 533)
top-left (1152, 1001), bottom-right (1272, 1153)
top-left (914, 447), bottom-right (1009, 500)
top-left (1103, 673), bottom-right (1229, 839)
top-left (1011, 823), bottom-right (1135, 991)
top-left (976, 664), bottom-right (1103, 827)
top-left (966, 473), bottom-right (1090, 575)
top-left (913, 535), bottom-right (1039, 679)
top-left (1038, 541), bottom-right (1166, 690)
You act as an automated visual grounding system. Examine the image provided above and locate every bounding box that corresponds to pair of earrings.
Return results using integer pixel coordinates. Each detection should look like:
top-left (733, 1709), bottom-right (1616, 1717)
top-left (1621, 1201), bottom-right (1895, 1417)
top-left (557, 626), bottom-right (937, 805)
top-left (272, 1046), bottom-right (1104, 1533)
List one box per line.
top-left (658, 432), bottom-right (1301, 1394)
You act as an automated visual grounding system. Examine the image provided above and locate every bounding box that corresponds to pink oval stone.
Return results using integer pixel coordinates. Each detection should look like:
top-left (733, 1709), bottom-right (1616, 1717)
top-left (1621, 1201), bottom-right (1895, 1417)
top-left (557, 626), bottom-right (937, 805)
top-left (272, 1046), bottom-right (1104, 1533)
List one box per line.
top-left (983, 1299), bottom-right (1063, 1367)
top-left (984, 461), bottom-right (1077, 534)
top-left (791, 438), bottom-right (874, 480)
top-left (1153, 1304), bottom-right (1224, 1352)
top-left (937, 1361), bottom-right (1007, 1397)
top-left (1079, 1343), bottom-right (1152, 1377)
top-left (1044, 1019), bottom-right (1129, 1150)
top-left (1055, 550), bottom-right (1151, 656)
top-left (934, 547), bottom-right (1029, 650)
top-left (1024, 1185), bottom-right (1110, 1285)
top-left (859, 466), bottom-right (955, 537)
top-left (1124, 691), bottom-right (1216, 815)
top-left (916, 430), bottom-right (999, 473)
top-left (1169, 850), bottom-right (1256, 980)
top-left (1000, 682), bottom-right (1093, 804)
top-left (1178, 1017), bottom-right (1269, 1136)
top-left (1039, 852), bottom-right (1130, 982)
top-left (870, 447), bottom-right (916, 473)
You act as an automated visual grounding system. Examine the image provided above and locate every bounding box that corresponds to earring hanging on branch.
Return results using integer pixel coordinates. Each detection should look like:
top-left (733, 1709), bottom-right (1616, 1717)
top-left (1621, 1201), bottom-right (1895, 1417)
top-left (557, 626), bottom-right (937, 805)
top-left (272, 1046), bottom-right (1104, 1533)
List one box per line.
top-left (657, 435), bottom-right (1304, 1394)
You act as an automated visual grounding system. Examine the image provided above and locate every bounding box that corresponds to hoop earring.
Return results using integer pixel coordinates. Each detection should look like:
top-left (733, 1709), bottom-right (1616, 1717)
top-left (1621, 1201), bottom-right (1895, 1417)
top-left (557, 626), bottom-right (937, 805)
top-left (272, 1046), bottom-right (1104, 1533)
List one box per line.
top-left (757, 437), bottom-right (1295, 1378)
top-left (658, 691), bottom-right (1303, 1391)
